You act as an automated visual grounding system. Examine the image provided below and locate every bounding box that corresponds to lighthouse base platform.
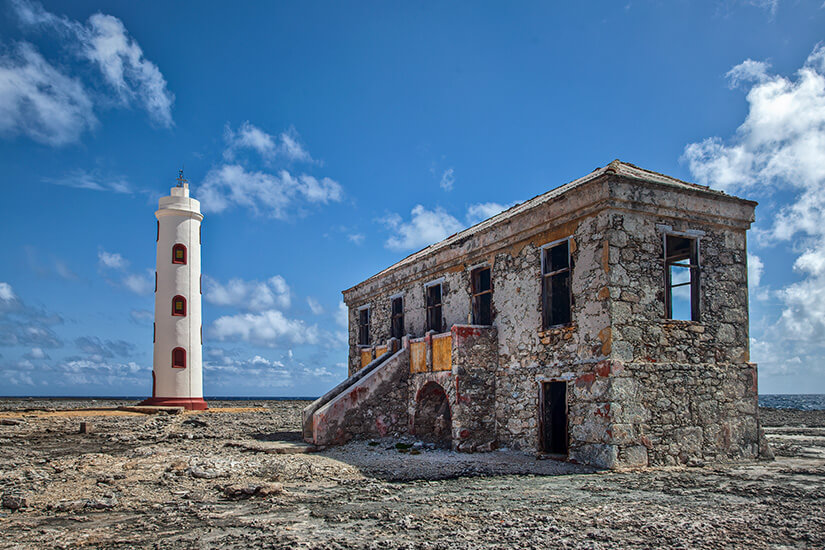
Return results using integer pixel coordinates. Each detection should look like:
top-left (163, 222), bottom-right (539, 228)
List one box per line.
top-left (138, 397), bottom-right (208, 410)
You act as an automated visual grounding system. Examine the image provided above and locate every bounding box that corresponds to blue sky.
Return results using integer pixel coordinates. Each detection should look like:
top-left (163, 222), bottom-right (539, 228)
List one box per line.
top-left (0, 0), bottom-right (824, 397)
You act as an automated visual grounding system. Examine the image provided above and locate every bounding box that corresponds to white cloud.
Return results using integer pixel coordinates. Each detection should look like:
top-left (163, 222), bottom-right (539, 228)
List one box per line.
top-left (47, 169), bottom-right (130, 193)
top-left (348, 233), bottom-right (365, 245)
top-left (307, 297), bottom-right (325, 315)
top-left (466, 202), bottom-right (516, 225)
top-left (0, 42), bottom-right (97, 146)
top-left (210, 310), bottom-right (320, 348)
top-left (81, 13), bottom-right (174, 126)
top-left (13, 0), bottom-right (174, 127)
top-left (297, 174), bottom-right (343, 203)
top-left (98, 249), bottom-right (127, 269)
top-left (224, 122), bottom-right (312, 163)
top-left (199, 122), bottom-right (341, 217)
top-left (198, 164), bottom-right (343, 218)
top-left (440, 168), bottom-right (455, 191)
top-left (684, 42), bottom-right (825, 379)
top-left (24, 347), bottom-right (48, 360)
top-left (382, 205), bottom-right (464, 251)
top-left (337, 302), bottom-right (348, 329)
top-left (73, 336), bottom-right (134, 361)
top-left (0, 282), bottom-right (16, 302)
top-left (97, 249), bottom-right (152, 295)
top-left (203, 275), bottom-right (291, 311)
top-left (726, 59), bottom-right (771, 89)
top-left (748, 253), bottom-right (764, 288)
top-left (122, 270), bottom-right (154, 295)
top-left (0, 284), bottom-right (63, 348)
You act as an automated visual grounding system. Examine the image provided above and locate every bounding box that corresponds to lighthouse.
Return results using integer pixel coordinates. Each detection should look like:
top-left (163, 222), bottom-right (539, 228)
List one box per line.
top-left (140, 170), bottom-right (207, 410)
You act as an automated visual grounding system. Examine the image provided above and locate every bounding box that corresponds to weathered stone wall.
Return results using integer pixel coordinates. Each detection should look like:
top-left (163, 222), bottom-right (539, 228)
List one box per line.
top-left (492, 211), bottom-right (613, 457)
top-left (606, 209), bottom-right (749, 365)
top-left (601, 205), bottom-right (763, 465)
top-left (450, 325), bottom-right (498, 451)
top-left (606, 361), bottom-right (762, 466)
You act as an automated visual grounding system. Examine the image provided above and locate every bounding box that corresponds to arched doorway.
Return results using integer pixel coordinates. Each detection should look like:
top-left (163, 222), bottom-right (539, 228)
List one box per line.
top-left (414, 382), bottom-right (452, 448)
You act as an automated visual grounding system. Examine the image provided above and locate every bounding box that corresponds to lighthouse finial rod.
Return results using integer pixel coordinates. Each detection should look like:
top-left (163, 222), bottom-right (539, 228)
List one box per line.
top-left (176, 168), bottom-right (188, 187)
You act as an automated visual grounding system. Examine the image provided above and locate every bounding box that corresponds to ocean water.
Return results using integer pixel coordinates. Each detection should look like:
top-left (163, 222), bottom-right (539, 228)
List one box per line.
top-left (759, 394), bottom-right (825, 410)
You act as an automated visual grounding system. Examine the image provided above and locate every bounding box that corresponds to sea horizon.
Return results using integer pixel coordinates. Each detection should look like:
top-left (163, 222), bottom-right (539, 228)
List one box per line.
top-left (1, 394), bottom-right (825, 410)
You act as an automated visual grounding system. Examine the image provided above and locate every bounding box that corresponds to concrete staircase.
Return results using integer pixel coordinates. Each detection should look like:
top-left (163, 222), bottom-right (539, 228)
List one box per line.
top-left (302, 346), bottom-right (409, 446)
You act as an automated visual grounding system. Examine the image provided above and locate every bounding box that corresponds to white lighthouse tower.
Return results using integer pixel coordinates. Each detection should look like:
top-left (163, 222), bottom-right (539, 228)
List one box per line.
top-left (140, 170), bottom-right (207, 410)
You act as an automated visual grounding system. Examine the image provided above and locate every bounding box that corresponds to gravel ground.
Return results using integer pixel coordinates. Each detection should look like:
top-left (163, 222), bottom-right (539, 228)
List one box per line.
top-left (0, 400), bottom-right (823, 549)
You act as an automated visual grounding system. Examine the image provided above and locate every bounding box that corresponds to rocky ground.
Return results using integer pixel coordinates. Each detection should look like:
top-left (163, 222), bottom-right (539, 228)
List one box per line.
top-left (0, 399), bottom-right (823, 549)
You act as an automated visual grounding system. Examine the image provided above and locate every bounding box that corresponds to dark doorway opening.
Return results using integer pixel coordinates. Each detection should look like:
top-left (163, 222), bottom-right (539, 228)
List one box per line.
top-left (541, 381), bottom-right (568, 455)
top-left (414, 382), bottom-right (452, 448)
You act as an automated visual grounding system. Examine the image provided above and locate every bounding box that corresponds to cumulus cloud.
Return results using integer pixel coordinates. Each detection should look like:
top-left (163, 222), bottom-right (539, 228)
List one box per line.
top-left (210, 310), bottom-right (320, 348)
top-left (726, 59), bottom-right (772, 89)
top-left (12, 0), bottom-right (174, 128)
top-left (307, 297), bottom-right (324, 315)
top-left (348, 233), bottom-right (365, 245)
top-left (0, 281), bottom-right (63, 348)
top-left (121, 270), bottom-right (154, 295)
top-left (466, 201), bottom-right (517, 225)
top-left (0, 43), bottom-right (97, 146)
top-left (97, 249), bottom-right (153, 295)
top-left (198, 164), bottom-right (342, 218)
top-left (203, 275), bottom-right (291, 311)
top-left (0, 283), bottom-right (16, 302)
top-left (440, 168), bottom-right (455, 191)
top-left (198, 123), bottom-right (341, 218)
top-left (23, 347), bottom-right (48, 360)
top-left (382, 205), bottom-right (464, 251)
top-left (50, 358), bottom-right (148, 388)
top-left (381, 201), bottom-right (520, 251)
top-left (748, 253), bottom-right (764, 288)
top-left (73, 336), bottom-right (134, 362)
top-left (201, 347), bottom-right (340, 390)
top-left (224, 122), bottom-right (312, 163)
top-left (98, 249), bottom-right (127, 269)
top-left (683, 42), bottom-right (825, 377)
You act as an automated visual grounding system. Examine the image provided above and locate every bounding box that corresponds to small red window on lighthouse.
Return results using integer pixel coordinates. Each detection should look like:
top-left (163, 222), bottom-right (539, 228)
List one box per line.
top-left (172, 295), bottom-right (187, 316)
top-left (172, 244), bottom-right (187, 264)
top-left (172, 347), bottom-right (186, 368)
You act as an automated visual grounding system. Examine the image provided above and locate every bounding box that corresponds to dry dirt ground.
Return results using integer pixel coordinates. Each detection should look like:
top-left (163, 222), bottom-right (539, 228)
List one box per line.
top-left (0, 399), bottom-right (823, 549)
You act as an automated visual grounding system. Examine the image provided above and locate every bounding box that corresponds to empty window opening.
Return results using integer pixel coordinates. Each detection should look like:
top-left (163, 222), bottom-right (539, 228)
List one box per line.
top-left (172, 244), bottom-right (187, 265)
top-left (358, 307), bottom-right (370, 346)
top-left (414, 382), bottom-right (452, 449)
top-left (156, 221), bottom-right (159, 242)
top-left (391, 297), bottom-right (404, 339)
top-left (426, 284), bottom-right (443, 332)
top-left (541, 381), bottom-right (568, 455)
top-left (664, 235), bottom-right (700, 321)
top-left (471, 267), bottom-right (493, 325)
top-left (154, 271), bottom-right (157, 292)
top-left (541, 240), bottom-right (572, 329)
top-left (172, 347), bottom-right (186, 368)
top-left (172, 295), bottom-right (187, 317)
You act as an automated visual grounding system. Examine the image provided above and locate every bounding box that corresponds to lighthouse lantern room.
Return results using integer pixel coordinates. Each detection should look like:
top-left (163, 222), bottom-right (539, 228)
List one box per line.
top-left (140, 170), bottom-right (207, 410)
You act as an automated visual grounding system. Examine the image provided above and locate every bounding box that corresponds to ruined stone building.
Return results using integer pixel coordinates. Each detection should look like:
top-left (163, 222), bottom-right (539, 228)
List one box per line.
top-left (303, 160), bottom-right (769, 469)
